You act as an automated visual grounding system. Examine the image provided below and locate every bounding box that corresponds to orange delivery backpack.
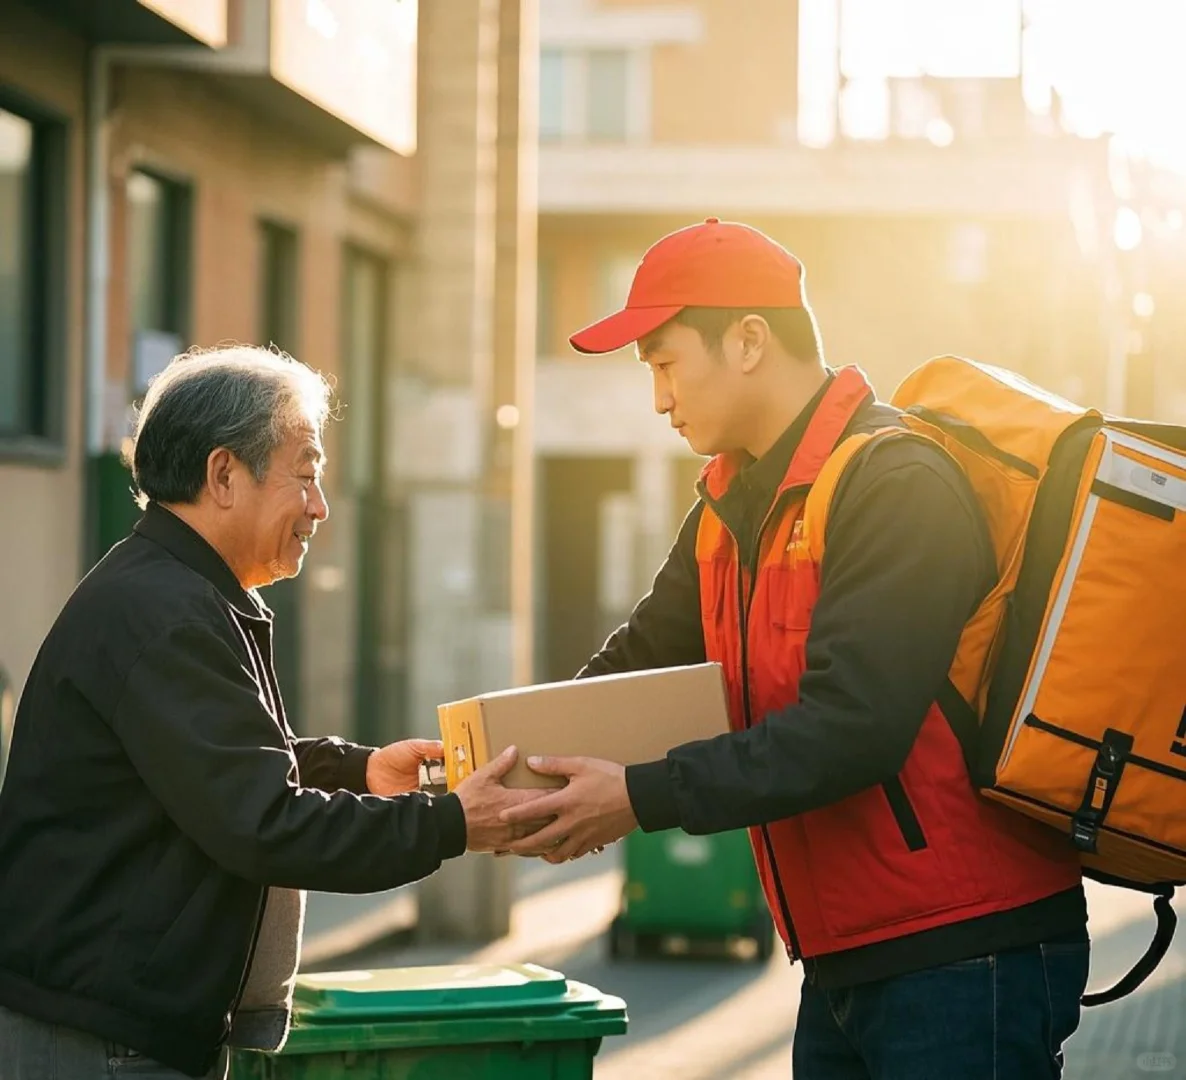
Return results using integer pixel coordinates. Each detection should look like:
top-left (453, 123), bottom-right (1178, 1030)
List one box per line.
top-left (806, 356), bottom-right (1186, 1006)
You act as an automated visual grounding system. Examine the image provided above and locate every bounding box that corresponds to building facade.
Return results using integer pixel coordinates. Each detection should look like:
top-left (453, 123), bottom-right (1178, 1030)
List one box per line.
top-left (0, 0), bottom-right (538, 844)
top-left (530, 0), bottom-right (1174, 682)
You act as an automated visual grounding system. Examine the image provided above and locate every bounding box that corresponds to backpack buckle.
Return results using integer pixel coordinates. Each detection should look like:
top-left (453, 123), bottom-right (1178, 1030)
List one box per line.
top-left (1070, 729), bottom-right (1133, 854)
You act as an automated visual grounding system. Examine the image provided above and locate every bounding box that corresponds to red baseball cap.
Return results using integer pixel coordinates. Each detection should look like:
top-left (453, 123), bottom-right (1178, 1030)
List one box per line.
top-left (569, 218), bottom-right (804, 355)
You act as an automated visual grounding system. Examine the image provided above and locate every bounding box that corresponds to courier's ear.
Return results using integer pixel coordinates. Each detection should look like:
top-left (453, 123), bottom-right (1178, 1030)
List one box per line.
top-left (737, 314), bottom-right (772, 375)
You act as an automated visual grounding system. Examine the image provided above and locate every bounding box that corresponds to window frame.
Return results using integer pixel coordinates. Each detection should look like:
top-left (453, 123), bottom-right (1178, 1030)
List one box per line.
top-left (126, 164), bottom-right (193, 389)
top-left (585, 49), bottom-right (631, 143)
top-left (258, 218), bottom-right (301, 355)
top-left (0, 86), bottom-right (69, 466)
top-left (539, 48), bottom-right (566, 143)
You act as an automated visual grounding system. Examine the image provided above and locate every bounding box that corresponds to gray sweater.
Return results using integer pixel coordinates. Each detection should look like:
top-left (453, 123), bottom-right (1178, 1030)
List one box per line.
top-left (228, 887), bottom-right (305, 1051)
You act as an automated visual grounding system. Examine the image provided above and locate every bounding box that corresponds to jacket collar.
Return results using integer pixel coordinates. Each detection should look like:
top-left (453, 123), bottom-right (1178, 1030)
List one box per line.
top-left (134, 502), bottom-right (270, 622)
top-left (699, 365), bottom-right (876, 502)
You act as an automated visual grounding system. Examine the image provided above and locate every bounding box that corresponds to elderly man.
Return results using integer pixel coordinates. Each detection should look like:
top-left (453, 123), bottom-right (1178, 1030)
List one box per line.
top-left (0, 346), bottom-right (545, 1079)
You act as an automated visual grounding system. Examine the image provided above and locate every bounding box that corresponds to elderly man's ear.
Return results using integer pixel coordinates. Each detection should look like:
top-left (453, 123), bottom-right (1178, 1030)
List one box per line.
top-left (207, 448), bottom-right (239, 508)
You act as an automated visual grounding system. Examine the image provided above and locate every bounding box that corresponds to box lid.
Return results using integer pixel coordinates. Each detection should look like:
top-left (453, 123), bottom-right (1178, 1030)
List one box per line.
top-left (292, 963), bottom-right (571, 1022)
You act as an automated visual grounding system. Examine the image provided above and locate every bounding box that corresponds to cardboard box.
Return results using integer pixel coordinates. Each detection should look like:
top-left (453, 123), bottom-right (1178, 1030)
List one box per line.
top-left (437, 663), bottom-right (730, 790)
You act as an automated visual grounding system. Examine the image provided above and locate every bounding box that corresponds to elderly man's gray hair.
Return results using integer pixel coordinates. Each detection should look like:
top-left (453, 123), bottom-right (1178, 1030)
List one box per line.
top-left (131, 345), bottom-right (333, 508)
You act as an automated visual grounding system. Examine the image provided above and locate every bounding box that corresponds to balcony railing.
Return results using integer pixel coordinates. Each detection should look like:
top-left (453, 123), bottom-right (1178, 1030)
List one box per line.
top-left (539, 137), bottom-right (1113, 218)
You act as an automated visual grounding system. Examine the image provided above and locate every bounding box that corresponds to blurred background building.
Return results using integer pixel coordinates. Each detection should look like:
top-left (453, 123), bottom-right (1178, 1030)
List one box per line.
top-left (0, 0), bottom-right (537, 783)
top-left (531, 0), bottom-right (1186, 683)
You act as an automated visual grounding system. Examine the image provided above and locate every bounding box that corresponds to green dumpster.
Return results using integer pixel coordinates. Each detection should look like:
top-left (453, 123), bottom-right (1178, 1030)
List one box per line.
top-left (230, 963), bottom-right (627, 1079)
top-left (609, 828), bottom-right (776, 961)
top-left (92, 451), bottom-right (143, 559)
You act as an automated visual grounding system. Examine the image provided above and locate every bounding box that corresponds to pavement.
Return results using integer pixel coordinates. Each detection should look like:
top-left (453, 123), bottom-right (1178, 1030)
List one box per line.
top-left (302, 857), bottom-right (1186, 1079)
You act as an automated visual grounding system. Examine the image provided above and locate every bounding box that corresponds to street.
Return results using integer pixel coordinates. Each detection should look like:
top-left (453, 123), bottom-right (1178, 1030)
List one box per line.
top-left (308, 856), bottom-right (1186, 1079)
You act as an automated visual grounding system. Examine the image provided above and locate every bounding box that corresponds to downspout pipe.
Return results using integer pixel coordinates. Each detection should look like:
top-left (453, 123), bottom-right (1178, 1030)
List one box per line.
top-left (84, 46), bottom-right (111, 462)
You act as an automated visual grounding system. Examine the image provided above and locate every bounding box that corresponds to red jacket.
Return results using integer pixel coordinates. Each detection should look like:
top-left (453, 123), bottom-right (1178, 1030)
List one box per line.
top-left (695, 367), bottom-right (1081, 958)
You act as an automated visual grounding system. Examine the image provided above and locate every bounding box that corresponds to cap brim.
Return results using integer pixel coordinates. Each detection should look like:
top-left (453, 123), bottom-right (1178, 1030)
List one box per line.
top-left (568, 305), bottom-right (685, 355)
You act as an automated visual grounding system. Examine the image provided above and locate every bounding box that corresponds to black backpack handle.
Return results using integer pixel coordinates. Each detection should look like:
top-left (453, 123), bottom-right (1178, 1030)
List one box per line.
top-left (1081, 877), bottom-right (1178, 1007)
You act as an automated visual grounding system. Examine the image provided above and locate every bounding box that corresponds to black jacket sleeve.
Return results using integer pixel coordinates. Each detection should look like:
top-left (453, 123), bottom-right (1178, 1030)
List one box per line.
top-left (625, 439), bottom-right (997, 833)
top-left (111, 620), bottom-right (467, 891)
top-left (293, 736), bottom-right (375, 795)
top-left (579, 501), bottom-right (707, 677)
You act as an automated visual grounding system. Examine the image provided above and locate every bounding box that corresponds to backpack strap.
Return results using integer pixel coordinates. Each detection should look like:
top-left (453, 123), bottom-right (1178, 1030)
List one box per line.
top-left (802, 429), bottom-right (906, 564)
top-left (803, 425), bottom-right (990, 777)
top-left (1080, 874), bottom-right (1178, 1006)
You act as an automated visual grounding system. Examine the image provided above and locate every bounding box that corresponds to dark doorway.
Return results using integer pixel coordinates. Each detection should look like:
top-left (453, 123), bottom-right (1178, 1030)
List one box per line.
top-left (343, 247), bottom-right (400, 745)
top-left (540, 456), bottom-right (634, 682)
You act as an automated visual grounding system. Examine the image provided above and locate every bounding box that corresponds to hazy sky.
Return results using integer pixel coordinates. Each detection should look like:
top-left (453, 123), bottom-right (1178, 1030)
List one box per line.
top-left (811, 0), bottom-right (1186, 171)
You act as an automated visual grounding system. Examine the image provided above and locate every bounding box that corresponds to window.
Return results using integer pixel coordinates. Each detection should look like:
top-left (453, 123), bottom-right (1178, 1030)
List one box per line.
top-left (536, 48), bottom-right (639, 144)
top-left (343, 249), bottom-right (387, 493)
top-left (540, 49), bottom-right (565, 142)
top-left (259, 222), bottom-right (299, 353)
top-left (0, 99), bottom-right (65, 452)
top-left (342, 247), bottom-right (395, 743)
top-left (586, 51), bottom-right (629, 142)
top-left (128, 169), bottom-right (190, 394)
top-left (258, 222), bottom-right (303, 733)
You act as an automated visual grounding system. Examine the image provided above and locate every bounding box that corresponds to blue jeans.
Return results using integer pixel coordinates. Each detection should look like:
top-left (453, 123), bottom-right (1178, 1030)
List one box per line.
top-left (793, 939), bottom-right (1090, 1080)
top-left (0, 1005), bottom-right (228, 1080)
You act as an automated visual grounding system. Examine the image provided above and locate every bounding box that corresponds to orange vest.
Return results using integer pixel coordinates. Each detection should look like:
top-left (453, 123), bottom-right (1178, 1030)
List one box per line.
top-left (695, 366), bottom-right (1081, 958)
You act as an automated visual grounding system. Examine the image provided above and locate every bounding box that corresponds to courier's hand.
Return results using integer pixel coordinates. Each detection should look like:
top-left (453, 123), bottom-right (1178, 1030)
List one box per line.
top-left (502, 756), bottom-right (637, 863)
top-left (455, 746), bottom-right (553, 853)
top-left (366, 738), bottom-right (445, 796)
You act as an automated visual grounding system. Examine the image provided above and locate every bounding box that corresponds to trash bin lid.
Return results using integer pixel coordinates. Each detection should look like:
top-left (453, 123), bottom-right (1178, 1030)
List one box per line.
top-left (292, 963), bottom-right (572, 1022)
top-left (270, 977), bottom-right (628, 1056)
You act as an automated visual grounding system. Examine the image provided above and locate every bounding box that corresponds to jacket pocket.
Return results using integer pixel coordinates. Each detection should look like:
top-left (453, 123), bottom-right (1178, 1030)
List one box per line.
top-left (882, 776), bottom-right (928, 852)
top-left (800, 784), bottom-right (961, 939)
top-left (760, 562), bottom-right (816, 631)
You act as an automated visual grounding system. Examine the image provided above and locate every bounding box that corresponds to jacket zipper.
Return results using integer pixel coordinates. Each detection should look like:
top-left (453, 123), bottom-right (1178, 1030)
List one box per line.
top-left (227, 893), bottom-right (268, 1030)
top-left (225, 615), bottom-right (279, 1030)
top-left (708, 482), bottom-right (810, 961)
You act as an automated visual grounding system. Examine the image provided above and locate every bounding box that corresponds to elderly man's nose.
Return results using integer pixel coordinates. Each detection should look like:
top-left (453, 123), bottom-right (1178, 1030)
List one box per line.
top-left (309, 480), bottom-right (330, 522)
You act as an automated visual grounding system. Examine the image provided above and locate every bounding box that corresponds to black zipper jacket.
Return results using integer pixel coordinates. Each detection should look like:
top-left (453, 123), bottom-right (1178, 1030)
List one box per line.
top-left (582, 375), bottom-right (1086, 987)
top-left (0, 504), bottom-right (466, 1076)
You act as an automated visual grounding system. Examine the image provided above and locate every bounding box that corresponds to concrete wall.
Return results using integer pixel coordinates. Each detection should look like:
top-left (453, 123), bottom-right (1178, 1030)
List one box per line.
top-left (0, 8), bottom-right (88, 692)
top-left (648, 0), bottom-right (798, 145)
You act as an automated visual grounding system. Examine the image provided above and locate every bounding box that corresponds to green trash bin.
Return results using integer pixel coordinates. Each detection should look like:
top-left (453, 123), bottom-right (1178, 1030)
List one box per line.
top-left (609, 828), bottom-right (776, 962)
top-left (230, 963), bottom-right (627, 1079)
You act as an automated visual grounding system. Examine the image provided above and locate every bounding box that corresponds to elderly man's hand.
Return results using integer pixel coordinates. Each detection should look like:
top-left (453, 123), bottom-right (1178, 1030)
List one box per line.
top-left (366, 738), bottom-right (444, 796)
top-left (454, 746), bottom-right (554, 852)
top-left (501, 756), bottom-right (638, 863)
